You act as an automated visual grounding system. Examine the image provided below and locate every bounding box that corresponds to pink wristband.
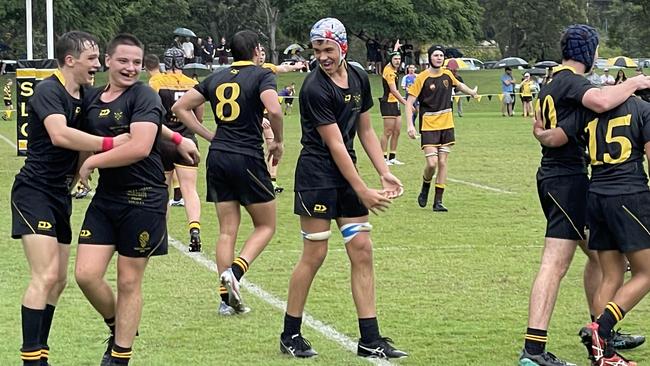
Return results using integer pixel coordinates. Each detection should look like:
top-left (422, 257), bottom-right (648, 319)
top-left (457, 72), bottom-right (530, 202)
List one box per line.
top-left (102, 137), bottom-right (114, 152)
top-left (171, 132), bottom-right (183, 146)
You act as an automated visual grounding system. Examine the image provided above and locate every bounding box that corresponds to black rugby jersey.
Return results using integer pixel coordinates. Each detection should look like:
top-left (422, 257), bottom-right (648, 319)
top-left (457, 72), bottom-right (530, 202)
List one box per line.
top-left (408, 69), bottom-right (459, 131)
top-left (195, 61), bottom-right (276, 158)
top-left (294, 62), bottom-right (373, 191)
top-left (149, 72), bottom-right (198, 137)
top-left (16, 71), bottom-right (84, 191)
top-left (584, 97), bottom-right (650, 195)
top-left (536, 66), bottom-right (596, 180)
top-left (82, 82), bottom-right (167, 212)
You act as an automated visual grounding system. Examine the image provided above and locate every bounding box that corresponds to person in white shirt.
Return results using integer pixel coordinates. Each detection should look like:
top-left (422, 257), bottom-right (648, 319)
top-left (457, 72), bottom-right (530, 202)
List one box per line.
top-left (182, 37), bottom-right (194, 65)
top-left (600, 68), bottom-right (615, 85)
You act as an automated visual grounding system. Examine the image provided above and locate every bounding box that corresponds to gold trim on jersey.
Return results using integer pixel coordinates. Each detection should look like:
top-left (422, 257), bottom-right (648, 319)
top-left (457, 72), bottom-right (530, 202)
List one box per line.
top-left (422, 110), bottom-right (454, 131)
top-left (53, 69), bottom-right (66, 86)
top-left (231, 61), bottom-right (255, 67)
top-left (149, 73), bottom-right (198, 92)
top-left (262, 63), bottom-right (278, 74)
top-left (552, 65), bottom-right (577, 75)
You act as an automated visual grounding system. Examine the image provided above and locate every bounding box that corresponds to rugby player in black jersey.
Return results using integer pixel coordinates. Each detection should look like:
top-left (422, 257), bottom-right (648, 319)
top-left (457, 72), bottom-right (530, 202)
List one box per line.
top-left (278, 18), bottom-right (406, 359)
top-left (150, 47), bottom-right (204, 252)
top-left (172, 30), bottom-right (283, 316)
top-left (523, 24), bottom-right (650, 366)
top-left (9, 31), bottom-right (135, 366)
top-left (72, 34), bottom-right (197, 366)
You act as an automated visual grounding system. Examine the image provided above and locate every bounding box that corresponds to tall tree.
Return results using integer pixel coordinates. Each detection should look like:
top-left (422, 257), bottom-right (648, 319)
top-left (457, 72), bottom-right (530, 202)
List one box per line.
top-left (605, 0), bottom-right (650, 56)
top-left (480, 0), bottom-right (589, 61)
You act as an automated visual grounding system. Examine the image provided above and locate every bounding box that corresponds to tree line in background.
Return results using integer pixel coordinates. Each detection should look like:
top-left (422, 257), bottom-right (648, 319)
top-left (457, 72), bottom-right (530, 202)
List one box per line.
top-left (0, 0), bottom-right (647, 65)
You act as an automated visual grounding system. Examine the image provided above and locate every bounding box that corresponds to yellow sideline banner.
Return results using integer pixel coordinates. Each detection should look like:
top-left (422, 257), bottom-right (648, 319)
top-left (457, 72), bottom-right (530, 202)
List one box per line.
top-left (16, 64), bottom-right (56, 156)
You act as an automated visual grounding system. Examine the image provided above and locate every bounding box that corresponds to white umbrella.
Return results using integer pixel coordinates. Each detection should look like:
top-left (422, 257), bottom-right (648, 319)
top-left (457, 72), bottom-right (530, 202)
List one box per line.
top-left (494, 57), bottom-right (529, 68)
top-left (283, 43), bottom-right (305, 55)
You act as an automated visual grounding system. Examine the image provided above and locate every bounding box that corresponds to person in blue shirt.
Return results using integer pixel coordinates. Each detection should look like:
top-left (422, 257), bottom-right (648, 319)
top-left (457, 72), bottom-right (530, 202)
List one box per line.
top-left (501, 66), bottom-right (516, 116)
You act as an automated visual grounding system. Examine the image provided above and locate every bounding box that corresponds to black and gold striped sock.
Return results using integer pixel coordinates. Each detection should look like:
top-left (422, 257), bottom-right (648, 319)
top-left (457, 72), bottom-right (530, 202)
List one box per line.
top-left (39, 346), bottom-right (49, 365)
top-left (231, 257), bottom-right (249, 281)
top-left (524, 328), bottom-right (547, 355)
top-left (434, 183), bottom-right (446, 202)
top-left (219, 285), bottom-right (229, 304)
top-left (188, 221), bottom-right (200, 233)
top-left (597, 302), bottom-right (626, 340)
top-left (110, 344), bottom-right (132, 365)
top-left (39, 304), bottom-right (55, 362)
top-left (21, 305), bottom-right (43, 365)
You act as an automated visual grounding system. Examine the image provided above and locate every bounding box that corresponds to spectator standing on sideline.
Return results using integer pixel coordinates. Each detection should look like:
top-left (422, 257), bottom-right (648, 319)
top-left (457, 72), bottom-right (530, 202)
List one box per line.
top-left (519, 72), bottom-right (534, 117)
top-left (501, 67), bottom-right (516, 116)
top-left (447, 59), bottom-right (464, 117)
top-left (182, 37), bottom-right (194, 65)
top-left (615, 69), bottom-right (627, 85)
top-left (586, 69), bottom-right (601, 86)
top-left (601, 68), bottom-right (615, 85)
top-left (195, 38), bottom-right (204, 64)
top-left (3, 79), bottom-right (12, 120)
top-left (216, 37), bottom-right (230, 65)
top-left (203, 36), bottom-right (215, 69)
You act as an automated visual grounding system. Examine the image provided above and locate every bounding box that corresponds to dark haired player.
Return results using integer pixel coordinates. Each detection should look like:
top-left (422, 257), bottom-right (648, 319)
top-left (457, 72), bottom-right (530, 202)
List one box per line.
top-left (523, 24), bottom-right (650, 366)
top-left (9, 30), bottom-right (135, 366)
top-left (380, 50), bottom-right (407, 165)
top-left (405, 45), bottom-right (478, 212)
top-left (72, 34), bottom-right (197, 365)
top-left (173, 30), bottom-right (283, 316)
top-left (279, 18), bottom-right (406, 359)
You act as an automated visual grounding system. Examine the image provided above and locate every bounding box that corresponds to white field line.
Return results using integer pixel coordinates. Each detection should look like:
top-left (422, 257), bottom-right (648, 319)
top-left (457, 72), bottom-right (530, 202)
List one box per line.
top-left (168, 237), bottom-right (395, 366)
top-left (447, 177), bottom-right (515, 194)
top-left (0, 133), bottom-right (17, 149)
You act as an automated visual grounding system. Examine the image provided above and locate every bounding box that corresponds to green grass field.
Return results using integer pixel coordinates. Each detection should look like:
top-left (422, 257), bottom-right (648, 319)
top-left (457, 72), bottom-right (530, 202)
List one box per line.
top-left (0, 68), bottom-right (649, 366)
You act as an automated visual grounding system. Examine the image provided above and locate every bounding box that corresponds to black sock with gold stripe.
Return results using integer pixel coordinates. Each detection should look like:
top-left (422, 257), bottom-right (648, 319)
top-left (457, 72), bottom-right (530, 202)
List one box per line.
top-left (524, 328), bottom-right (547, 355)
top-left (597, 302), bottom-right (626, 340)
top-left (39, 304), bottom-right (55, 364)
top-left (434, 184), bottom-right (445, 202)
top-left (219, 285), bottom-right (229, 303)
top-left (110, 344), bottom-right (132, 364)
top-left (231, 257), bottom-right (249, 281)
top-left (21, 305), bottom-right (43, 365)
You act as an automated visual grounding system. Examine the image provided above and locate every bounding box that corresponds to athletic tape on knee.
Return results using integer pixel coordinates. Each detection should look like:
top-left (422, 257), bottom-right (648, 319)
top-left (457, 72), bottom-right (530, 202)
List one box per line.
top-left (340, 222), bottom-right (372, 244)
top-left (425, 151), bottom-right (438, 157)
top-left (439, 146), bottom-right (451, 154)
top-left (301, 230), bottom-right (332, 241)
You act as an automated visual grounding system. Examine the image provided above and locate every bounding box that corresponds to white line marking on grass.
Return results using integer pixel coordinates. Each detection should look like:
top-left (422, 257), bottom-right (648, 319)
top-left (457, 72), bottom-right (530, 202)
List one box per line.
top-left (0, 133), bottom-right (17, 149)
top-left (448, 177), bottom-right (514, 194)
top-left (168, 236), bottom-right (395, 366)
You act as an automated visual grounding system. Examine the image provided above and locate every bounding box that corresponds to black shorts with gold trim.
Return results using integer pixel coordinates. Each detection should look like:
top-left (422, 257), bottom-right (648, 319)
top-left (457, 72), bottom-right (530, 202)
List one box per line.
top-left (379, 100), bottom-right (400, 117)
top-left (294, 183), bottom-right (368, 220)
top-left (587, 191), bottom-right (650, 252)
top-left (206, 150), bottom-right (275, 205)
top-left (159, 137), bottom-right (199, 172)
top-left (77, 195), bottom-right (168, 258)
top-left (11, 179), bottom-right (72, 244)
top-left (421, 128), bottom-right (455, 148)
top-left (537, 174), bottom-right (588, 241)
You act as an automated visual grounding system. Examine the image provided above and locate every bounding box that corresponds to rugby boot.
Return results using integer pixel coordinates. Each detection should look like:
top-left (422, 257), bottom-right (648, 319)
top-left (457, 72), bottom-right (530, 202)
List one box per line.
top-left (518, 348), bottom-right (576, 366)
top-left (583, 322), bottom-right (637, 366)
top-left (417, 184), bottom-right (429, 207)
top-left (272, 181), bottom-right (284, 193)
top-left (100, 335), bottom-right (114, 366)
top-left (611, 329), bottom-right (645, 350)
top-left (280, 333), bottom-right (318, 358)
top-left (188, 228), bottom-right (201, 252)
top-left (357, 337), bottom-right (408, 359)
top-left (220, 269), bottom-right (242, 309)
top-left (432, 201), bottom-right (448, 212)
